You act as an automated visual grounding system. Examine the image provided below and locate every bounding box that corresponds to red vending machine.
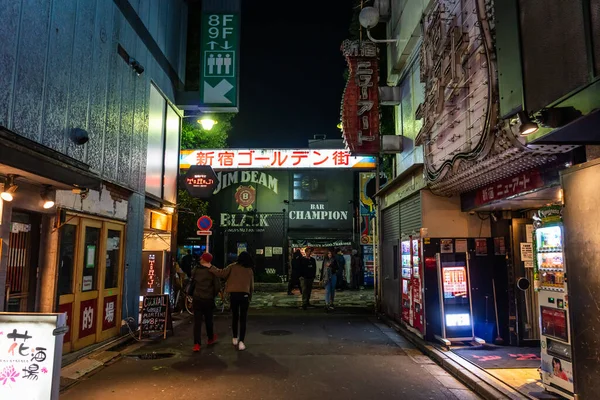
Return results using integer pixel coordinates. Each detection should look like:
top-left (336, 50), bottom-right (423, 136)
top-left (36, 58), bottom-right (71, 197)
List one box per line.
top-left (410, 236), bottom-right (424, 336)
top-left (401, 238), bottom-right (412, 323)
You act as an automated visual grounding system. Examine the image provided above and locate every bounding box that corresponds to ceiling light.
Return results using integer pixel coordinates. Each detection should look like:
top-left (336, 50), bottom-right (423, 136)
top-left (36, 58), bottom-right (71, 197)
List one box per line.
top-left (517, 111), bottom-right (539, 136)
top-left (41, 186), bottom-right (55, 209)
top-left (198, 117), bottom-right (217, 131)
top-left (1, 175), bottom-right (17, 202)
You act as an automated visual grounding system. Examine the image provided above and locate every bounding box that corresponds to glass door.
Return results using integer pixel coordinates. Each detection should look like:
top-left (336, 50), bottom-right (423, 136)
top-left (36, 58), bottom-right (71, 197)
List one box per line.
top-left (73, 219), bottom-right (103, 350)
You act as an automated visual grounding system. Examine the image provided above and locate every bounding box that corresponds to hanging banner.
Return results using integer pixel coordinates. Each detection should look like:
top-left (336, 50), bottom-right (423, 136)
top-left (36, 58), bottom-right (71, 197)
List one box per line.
top-left (340, 40), bottom-right (380, 154)
top-left (180, 149), bottom-right (376, 170)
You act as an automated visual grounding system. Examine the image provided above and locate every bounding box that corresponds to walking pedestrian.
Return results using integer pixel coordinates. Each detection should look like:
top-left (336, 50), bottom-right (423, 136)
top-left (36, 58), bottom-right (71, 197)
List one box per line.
top-left (323, 253), bottom-right (338, 311)
top-left (351, 249), bottom-right (364, 290)
top-left (301, 248), bottom-right (317, 310)
top-left (288, 250), bottom-right (303, 295)
top-left (192, 253), bottom-right (221, 352)
top-left (203, 251), bottom-right (255, 351)
top-left (180, 249), bottom-right (193, 278)
top-left (320, 250), bottom-right (334, 282)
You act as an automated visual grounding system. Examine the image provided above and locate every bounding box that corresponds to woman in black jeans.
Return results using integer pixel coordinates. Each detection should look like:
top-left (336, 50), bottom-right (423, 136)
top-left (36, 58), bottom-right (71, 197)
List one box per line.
top-left (192, 252), bottom-right (221, 352)
top-left (203, 251), bottom-right (254, 351)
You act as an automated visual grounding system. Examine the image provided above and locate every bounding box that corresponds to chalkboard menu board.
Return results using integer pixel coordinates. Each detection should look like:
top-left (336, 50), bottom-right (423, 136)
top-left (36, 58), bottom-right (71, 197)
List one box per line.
top-left (139, 294), bottom-right (171, 339)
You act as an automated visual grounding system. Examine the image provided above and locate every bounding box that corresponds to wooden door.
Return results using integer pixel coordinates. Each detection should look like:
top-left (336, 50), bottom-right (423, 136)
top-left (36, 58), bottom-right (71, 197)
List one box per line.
top-left (73, 219), bottom-right (103, 350)
top-left (96, 222), bottom-right (125, 342)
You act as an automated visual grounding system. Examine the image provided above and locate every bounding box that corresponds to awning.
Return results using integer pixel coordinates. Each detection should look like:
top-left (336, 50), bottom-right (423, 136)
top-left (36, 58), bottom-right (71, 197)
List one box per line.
top-left (0, 127), bottom-right (102, 190)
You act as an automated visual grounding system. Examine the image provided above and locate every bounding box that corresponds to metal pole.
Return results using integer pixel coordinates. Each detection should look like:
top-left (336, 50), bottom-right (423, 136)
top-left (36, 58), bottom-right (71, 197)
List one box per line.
top-left (206, 234), bottom-right (210, 253)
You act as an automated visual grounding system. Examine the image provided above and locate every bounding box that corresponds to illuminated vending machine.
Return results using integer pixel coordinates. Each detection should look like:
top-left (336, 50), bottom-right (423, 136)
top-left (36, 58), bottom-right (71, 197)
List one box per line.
top-left (436, 252), bottom-right (476, 343)
top-left (410, 236), bottom-right (425, 336)
top-left (401, 239), bottom-right (412, 323)
top-left (534, 207), bottom-right (574, 399)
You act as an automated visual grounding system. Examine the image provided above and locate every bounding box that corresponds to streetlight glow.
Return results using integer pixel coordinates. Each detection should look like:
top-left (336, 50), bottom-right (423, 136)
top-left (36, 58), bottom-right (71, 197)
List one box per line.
top-left (198, 117), bottom-right (217, 131)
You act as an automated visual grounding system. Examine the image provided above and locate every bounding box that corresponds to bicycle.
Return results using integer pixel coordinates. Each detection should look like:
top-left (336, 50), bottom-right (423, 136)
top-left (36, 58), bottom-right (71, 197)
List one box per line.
top-left (173, 274), bottom-right (194, 315)
top-left (215, 286), bottom-right (229, 313)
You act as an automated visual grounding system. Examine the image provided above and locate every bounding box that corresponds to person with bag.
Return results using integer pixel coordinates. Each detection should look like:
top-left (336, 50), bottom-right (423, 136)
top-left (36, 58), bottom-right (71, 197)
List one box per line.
top-left (189, 252), bottom-right (221, 352)
top-left (202, 251), bottom-right (254, 351)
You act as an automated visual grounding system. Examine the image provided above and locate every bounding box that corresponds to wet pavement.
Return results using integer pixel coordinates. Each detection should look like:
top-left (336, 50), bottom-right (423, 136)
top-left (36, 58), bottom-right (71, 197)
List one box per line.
top-left (61, 308), bottom-right (480, 400)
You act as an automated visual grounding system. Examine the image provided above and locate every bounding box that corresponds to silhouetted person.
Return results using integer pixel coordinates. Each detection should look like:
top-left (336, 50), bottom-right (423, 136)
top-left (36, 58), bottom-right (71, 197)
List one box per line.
top-left (191, 252), bottom-right (220, 352)
top-left (288, 250), bottom-right (303, 295)
top-left (301, 248), bottom-right (317, 309)
top-left (180, 249), bottom-right (193, 278)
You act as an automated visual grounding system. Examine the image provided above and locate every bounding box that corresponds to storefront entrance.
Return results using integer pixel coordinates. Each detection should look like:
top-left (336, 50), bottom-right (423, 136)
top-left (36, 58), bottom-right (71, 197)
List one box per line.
top-left (56, 215), bottom-right (125, 352)
top-left (5, 211), bottom-right (41, 312)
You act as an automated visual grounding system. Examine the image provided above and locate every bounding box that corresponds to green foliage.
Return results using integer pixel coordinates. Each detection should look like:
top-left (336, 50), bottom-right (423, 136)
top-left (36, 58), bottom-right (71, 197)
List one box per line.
top-left (177, 189), bottom-right (210, 243)
top-left (180, 114), bottom-right (235, 150)
top-left (177, 114), bottom-right (235, 245)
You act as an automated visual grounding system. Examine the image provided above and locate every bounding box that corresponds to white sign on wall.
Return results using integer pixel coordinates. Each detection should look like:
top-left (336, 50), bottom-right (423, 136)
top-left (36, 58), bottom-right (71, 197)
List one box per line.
top-left (0, 313), bottom-right (67, 400)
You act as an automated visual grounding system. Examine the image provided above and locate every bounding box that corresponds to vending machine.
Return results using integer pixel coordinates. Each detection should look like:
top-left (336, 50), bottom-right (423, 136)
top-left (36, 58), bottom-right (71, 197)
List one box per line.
top-left (410, 236), bottom-right (424, 336)
top-left (401, 238), bottom-right (412, 323)
top-left (436, 252), bottom-right (476, 342)
top-left (533, 206), bottom-right (574, 399)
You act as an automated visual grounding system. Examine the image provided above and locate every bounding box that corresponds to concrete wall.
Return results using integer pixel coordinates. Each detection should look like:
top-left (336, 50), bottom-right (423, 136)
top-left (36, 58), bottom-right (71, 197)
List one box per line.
top-left (0, 0), bottom-right (187, 193)
top-left (421, 190), bottom-right (491, 238)
top-left (122, 192), bottom-right (145, 327)
top-left (387, 0), bottom-right (432, 85)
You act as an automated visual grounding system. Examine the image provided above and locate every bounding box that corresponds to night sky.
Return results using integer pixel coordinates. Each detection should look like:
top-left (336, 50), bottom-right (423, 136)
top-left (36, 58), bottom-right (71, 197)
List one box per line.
top-left (228, 1), bottom-right (354, 149)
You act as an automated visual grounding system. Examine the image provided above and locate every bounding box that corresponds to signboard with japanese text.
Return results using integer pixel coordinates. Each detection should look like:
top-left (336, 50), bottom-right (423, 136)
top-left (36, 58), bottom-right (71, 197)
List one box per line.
top-left (57, 303), bottom-right (72, 343)
top-left (200, 13), bottom-right (239, 111)
top-left (180, 149), bottom-right (376, 170)
top-left (182, 165), bottom-right (219, 199)
top-left (341, 40), bottom-right (380, 154)
top-left (0, 313), bottom-right (67, 400)
top-left (141, 251), bottom-right (164, 297)
top-left (78, 298), bottom-right (97, 339)
top-left (102, 295), bottom-right (118, 332)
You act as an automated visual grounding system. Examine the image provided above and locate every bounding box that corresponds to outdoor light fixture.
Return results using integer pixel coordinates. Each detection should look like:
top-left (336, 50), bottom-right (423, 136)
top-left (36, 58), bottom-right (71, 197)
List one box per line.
top-left (517, 111), bottom-right (539, 136)
top-left (198, 117), bottom-right (217, 131)
top-left (1, 175), bottom-right (17, 202)
top-left (359, 6), bottom-right (405, 44)
top-left (41, 186), bottom-right (55, 209)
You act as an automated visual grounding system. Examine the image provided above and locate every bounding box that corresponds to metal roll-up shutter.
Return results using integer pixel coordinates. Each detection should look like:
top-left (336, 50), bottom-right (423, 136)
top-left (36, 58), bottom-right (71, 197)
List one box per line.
top-left (382, 204), bottom-right (400, 241)
top-left (400, 193), bottom-right (421, 235)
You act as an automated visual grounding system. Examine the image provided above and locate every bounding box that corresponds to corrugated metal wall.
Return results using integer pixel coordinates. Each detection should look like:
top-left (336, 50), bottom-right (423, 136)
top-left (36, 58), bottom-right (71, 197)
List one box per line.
top-left (0, 0), bottom-right (187, 192)
top-left (400, 193), bottom-right (422, 235)
top-left (382, 204), bottom-right (400, 241)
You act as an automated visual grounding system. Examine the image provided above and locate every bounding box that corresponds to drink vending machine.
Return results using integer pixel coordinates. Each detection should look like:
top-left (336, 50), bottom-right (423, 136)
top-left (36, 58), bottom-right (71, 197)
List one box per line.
top-left (533, 206), bottom-right (574, 399)
top-left (410, 236), bottom-right (424, 336)
top-left (401, 238), bottom-right (412, 324)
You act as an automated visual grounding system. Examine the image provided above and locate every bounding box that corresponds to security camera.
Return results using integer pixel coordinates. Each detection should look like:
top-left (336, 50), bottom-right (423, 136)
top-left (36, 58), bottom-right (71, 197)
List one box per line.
top-left (359, 7), bottom-right (380, 29)
top-left (71, 128), bottom-right (89, 145)
top-left (129, 57), bottom-right (145, 75)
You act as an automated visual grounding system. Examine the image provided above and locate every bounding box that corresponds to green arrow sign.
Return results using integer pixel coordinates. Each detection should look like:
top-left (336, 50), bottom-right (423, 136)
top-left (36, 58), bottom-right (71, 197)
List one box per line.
top-left (200, 13), bottom-right (239, 111)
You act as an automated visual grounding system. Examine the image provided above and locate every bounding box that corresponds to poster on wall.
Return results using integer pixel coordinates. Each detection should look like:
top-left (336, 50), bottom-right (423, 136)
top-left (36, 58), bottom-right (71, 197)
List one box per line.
top-left (441, 239), bottom-right (454, 253)
top-left (455, 239), bottom-right (468, 253)
top-left (494, 237), bottom-right (506, 255)
top-left (520, 242), bottom-right (533, 261)
top-left (265, 247), bottom-right (273, 257)
top-left (475, 238), bottom-right (488, 256)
